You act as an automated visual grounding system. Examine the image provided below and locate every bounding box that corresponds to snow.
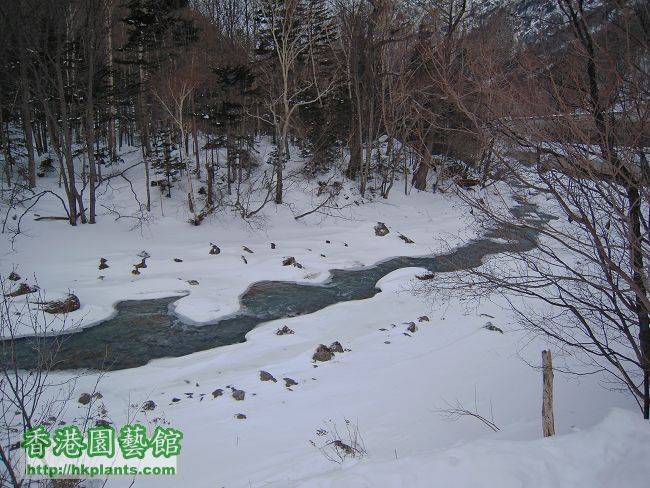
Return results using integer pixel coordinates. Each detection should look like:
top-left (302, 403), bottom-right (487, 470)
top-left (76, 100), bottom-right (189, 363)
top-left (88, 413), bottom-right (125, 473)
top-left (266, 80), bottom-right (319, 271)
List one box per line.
top-left (295, 408), bottom-right (650, 488)
top-left (41, 266), bottom-right (641, 488)
top-left (2, 140), bottom-right (648, 487)
top-left (1, 142), bottom-right (471, 337)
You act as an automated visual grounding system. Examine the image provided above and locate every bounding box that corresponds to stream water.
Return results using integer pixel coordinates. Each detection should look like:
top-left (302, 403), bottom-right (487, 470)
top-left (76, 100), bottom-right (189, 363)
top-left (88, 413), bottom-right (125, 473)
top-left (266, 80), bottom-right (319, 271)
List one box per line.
top-left (6, 201), bottom-right (549, 371)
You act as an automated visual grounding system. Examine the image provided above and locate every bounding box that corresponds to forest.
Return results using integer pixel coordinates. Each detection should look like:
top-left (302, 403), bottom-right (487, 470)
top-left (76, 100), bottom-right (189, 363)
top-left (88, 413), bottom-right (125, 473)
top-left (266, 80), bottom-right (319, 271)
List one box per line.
top-left (3, 0), bottom-right (640, 225)
top-left (0, 1), bottom-right (649, 487)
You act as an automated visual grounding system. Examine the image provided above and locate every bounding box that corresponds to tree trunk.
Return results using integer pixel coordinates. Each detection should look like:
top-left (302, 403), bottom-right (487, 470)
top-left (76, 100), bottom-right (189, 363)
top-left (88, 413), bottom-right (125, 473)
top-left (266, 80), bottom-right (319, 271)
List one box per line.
top-left (181, 127), bottom-right (198, 223)
top-left (0, 109), bottom-right (11, 187)
top-left (137, 41), bottom-right (150, 156)
top-left (206, 150), bottom-right (214, 207)
top-left (34, 119), bottom-right (44, 156)
top-left (163, 131), bottom-right (172, 198)
top-left (48, 119), bottom-right (76, 225)
top-left (63, 128), bottom-right (86, 224)
top-left (106, 0), bottom-right (117, 161)
top-left (275, 150), bottom-right (283, 204)
top-left (542, 350), bottom-right (555, 437)
top-left (628, 184), bottom-right (650, 419)
top-left (413, 160), bottom-right (428, 191)
top-left (20, 57), bottom-right (36, 188)
top-left (192, 110), bottom-right (200, 179)
top-left (347, 132), bottom-right (361, 179)
top-left (41, 117), bottom-right (48, 153)
top-left (347, 86), bottom-right (363, 180)
top-left (226, 131), bottom-right (233, 194)
top-left (413, 137), bottom-right (433, 191)
top-left (84, 36), bottom-right (97, 224)
top-left (84, 114), bottom-right (97, 224)
top-left (360, 97), bottom-right (376, 197)
top-left (275, 126), bottom-right (286, 204)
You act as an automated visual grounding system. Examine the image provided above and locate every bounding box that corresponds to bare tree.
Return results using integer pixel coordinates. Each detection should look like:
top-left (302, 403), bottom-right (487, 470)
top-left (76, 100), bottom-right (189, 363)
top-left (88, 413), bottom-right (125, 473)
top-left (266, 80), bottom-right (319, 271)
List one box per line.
top-left (421, 1), bottom-right (650, 418)
top-left (17, 1), bottom-right (88, 225)
top-left (337, 0), bottom-right (402, 196)
top-left (255, 0), bottom-right (339, 204)
top-left (0, 278), bottom-right (76, 486)
top-left (153, 55), bottom-right (209, 224)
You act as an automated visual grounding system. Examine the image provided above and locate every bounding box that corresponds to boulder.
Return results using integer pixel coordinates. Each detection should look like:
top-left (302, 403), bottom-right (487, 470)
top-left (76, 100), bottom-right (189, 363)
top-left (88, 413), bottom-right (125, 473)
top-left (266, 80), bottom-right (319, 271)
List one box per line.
top-left (78, 393), bottom-right (91, 405)
top-left (142, 400), bottom-right (156, 411)
top-left (276, 325), bottom-right (295, 335)
top-left (415, 272), bottom-right (435, 280)
top-left (43, 294), bottom-right (80, 314)
top-left (313, 344), bottom-right (334, 362)
top-left (457, 177), bottom-right (480, 189)
top-left (212, 389), bottom-right (223, 399)
top-left (281, 257), bottom-right (304, 268)
top-left (282, 256), bottom-right (296, 266)
top-left (6, 283), bottom-right (39, 297)
top-left (484, 322), bottom-right (504, 333)
top-left (259, 371), bottom-right (277, 382)
top-left (329, 341), bottom-right (344, 353)
top-left (232, 389), bottom-right (245, 401)
top-left (374, 222), bottom-right (390, 236)
top-left (284, 377), bottom-right (298, 388)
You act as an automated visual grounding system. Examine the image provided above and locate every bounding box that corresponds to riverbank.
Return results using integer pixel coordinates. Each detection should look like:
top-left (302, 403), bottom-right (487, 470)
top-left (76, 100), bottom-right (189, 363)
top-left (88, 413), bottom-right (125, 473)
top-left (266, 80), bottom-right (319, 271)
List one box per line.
top-left (45, 265), bottom-right (639, 487)
top-left (3, 145), bottom-right (647, 487)
top-left (1, 142), bottom-right (472, 338)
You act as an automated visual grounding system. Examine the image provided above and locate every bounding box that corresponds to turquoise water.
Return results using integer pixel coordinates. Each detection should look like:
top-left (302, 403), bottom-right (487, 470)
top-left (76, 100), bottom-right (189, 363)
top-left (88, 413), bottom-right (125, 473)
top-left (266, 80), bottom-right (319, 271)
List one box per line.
top-left (5, 202), bottom-right (547, 371)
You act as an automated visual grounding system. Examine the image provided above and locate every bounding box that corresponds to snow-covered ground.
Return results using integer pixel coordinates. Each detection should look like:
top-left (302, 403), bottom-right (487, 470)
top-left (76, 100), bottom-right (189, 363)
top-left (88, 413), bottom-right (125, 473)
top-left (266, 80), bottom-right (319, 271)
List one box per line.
top-left (46, 269), bottom-right (642, 487)
top-left (1, 143), bottom-right (471, 337)
top-left (1, 143), bottom-right (648, 487)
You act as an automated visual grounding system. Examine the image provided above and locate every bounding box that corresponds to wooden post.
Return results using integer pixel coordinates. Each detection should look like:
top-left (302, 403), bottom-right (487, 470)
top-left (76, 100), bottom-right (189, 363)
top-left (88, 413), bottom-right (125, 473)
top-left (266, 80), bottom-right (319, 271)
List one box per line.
top-left (542, 350), bottom-right (555, 437)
